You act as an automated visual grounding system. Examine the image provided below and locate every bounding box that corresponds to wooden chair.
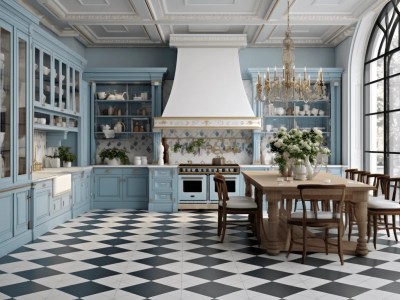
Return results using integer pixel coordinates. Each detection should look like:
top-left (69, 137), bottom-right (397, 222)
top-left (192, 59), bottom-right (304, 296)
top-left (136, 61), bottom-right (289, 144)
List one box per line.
top-left (346, 170), bottom-right (370, 240)
top-left (345, 168), bottom-right (358, 180)
top-left (368, 176), bottom-right (400, 249)
top-left (287, 184), bottom-right (346, 265)
top-left (214, 173), bottom-right (261, 243)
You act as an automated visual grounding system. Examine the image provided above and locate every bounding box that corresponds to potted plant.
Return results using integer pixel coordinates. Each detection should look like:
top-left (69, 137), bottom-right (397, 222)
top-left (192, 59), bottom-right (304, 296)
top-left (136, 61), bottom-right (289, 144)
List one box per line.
top-left (99, 147), bottom-right (129, 165)
top-left (58, 146), bottom-right (76, 167)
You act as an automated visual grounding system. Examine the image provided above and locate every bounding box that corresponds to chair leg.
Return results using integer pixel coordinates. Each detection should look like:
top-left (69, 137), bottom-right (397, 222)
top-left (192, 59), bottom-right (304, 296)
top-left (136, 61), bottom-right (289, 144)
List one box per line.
top-left (347, 204), bottom-right (354, 241)
top-left (286, 224), bottom-right (293, 259)
top-left (367, 213), bottom-right (371, 243)
top-left (392, 215), bottom-right (398, 242)
top-left (302, 224), bottom-right (307, 264)
top-left (217, 208), bottom-right (222, 236)
top-left (338, 225), bottom-right (344, 265)
top-left (384, 215), bottom-right (390, 237)
top-left (324, 228), bottom-right (329, 255)
top-left (373, 215), bottom-right (378, 249)
top-left (220, 213), bottom-right (227, 243)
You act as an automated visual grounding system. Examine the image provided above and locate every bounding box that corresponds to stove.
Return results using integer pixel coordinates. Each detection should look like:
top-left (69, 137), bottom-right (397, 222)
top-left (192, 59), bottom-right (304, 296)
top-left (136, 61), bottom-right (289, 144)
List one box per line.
top-left (177, 164), bottom-right (241, 209)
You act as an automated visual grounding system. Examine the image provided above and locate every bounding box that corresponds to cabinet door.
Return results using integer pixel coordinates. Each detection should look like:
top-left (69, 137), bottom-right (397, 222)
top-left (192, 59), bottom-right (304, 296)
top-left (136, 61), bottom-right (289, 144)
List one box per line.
top-left (17, 33), bottom-right (29, 179)
top-left (0, 193), bottom-right (13, 243)
top-left (94, 175), bottom-right (122, 201)
top-left (14, 189), bottom-right (30, 236)
top-left (124, 175), bottom-right (148, 209)
top-left (0, 26), bottom-right (12, 182)
top-left (34, 188), bottom-right (52, 226)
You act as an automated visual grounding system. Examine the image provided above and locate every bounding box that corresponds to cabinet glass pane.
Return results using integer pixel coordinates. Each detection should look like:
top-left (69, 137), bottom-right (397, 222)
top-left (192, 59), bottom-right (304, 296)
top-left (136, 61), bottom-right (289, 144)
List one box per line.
top-left (69, 67), bottom-right (74, 112)
top-left (43, 51), bottom-right (51, 105)
top-left (34, 47), bottom-right (40, 104)
top-left (18, 37), bottom-right (27, 175)
top-left (75, 70), bottom-right (80, 113)
top-left (0, 28), bottom-right (11, 178)
top-left (54, 59), bottom-right (65, 110)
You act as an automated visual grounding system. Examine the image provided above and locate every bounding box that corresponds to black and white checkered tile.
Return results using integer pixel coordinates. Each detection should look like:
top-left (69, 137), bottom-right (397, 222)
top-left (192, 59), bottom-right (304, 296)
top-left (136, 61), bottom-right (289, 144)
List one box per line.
top-left (0, 209), bottom-right (400, 299)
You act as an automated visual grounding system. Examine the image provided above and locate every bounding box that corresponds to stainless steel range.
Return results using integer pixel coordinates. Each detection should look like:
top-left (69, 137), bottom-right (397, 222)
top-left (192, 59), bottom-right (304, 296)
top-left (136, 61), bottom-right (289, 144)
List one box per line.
top-left (178, 164), bottom-right (240, 209)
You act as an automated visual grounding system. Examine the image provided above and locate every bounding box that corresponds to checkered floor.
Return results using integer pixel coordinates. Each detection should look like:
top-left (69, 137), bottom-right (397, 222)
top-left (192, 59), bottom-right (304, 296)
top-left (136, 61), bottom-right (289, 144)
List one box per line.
top-left (0, 210), bottom-right (400, 299)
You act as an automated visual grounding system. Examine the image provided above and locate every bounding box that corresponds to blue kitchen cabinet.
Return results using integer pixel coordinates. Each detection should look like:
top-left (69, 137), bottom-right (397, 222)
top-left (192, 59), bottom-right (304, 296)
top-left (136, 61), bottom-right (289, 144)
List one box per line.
top-left (33, 180), bottom-right (52, 227)
top-left (72, 169), bottom-right (92, 217)
top-left (93, 167), bottom-right (149, 209)
top-left (0, 185), bottom-right (32, 257)
top-left (32, 179), bottom-right (73, 239)
top-left (148, 167), bottom-right (178, 212)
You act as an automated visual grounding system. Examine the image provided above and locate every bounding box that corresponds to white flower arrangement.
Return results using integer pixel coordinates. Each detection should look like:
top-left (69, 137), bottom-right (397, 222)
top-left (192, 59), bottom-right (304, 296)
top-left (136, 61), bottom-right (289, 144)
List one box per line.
top-left (269, 127), bottom-right (330, 172)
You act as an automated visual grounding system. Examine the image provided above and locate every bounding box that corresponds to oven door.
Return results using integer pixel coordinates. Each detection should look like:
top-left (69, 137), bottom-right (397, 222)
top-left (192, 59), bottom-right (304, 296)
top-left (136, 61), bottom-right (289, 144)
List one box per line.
top-left (178, 175), bottom-right (208, 203)
top-left (209, 174), bottom-right (240, 202)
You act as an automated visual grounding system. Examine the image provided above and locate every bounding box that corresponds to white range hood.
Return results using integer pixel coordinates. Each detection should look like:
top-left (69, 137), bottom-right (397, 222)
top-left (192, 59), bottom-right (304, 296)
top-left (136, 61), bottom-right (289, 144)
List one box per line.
top-left (153, 34), bottom-right (261, 129)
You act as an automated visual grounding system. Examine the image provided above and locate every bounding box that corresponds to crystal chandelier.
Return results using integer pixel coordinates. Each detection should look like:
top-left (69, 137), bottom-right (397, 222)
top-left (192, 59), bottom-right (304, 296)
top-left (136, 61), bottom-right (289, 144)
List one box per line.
top-left (256, 0), bottom-right (326, 103)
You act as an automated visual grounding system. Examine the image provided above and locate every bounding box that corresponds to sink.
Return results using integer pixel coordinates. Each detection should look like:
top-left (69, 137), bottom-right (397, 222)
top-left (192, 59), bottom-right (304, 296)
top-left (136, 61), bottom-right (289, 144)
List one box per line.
top-left (53, 174), bottom-right (71, 196)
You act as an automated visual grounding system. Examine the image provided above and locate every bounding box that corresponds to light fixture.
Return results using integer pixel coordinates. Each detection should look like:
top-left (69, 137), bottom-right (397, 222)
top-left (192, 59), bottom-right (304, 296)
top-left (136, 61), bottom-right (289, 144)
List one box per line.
top-left (256, 0), bottom-right (326, 103)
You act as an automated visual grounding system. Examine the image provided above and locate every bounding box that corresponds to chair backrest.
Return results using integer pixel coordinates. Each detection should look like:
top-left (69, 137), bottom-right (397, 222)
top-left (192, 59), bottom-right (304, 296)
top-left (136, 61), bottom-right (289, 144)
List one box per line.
top-left (213, 173), bottom-right (229, 203)
top-left (353, 170), bottom-right (370, 183)
top-left (389, 177), bottom-right (400, 202)
top-left (345, 168), bottom-right (358, 180)
top-left (367, 174), bottom-right (388, 197)
top-left (297, 184), bottom-right (346, 219)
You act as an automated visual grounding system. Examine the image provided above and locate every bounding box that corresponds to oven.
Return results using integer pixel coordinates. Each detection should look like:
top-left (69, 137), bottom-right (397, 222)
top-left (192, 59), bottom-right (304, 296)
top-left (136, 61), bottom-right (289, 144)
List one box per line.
top-left (178, 164), bottom-right (240, 209)
top-left (178, 175), bottom-right (208, 203)
top-left (209, 174), bottom-right (240, 201)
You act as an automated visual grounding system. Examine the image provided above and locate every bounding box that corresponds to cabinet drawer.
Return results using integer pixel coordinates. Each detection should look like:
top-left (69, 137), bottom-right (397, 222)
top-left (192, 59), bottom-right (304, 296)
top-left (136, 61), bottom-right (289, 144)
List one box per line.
top-left (93, 168), bottom-right (123, 176)
top-left (154, 192), bottom-right (173, 203)
top-left (35, 180), bottom-right (53, 191)
top-left (153, 168), bottom-right (175, 178)
top-left (154, 180), bottom-right (173, 191)
top-left (123, 168), bottom-right (148, 176)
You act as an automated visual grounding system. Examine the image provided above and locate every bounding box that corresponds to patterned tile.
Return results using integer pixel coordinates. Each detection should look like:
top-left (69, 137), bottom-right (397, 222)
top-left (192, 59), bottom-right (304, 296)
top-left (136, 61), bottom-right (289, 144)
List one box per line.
top-left (0, 209), bottom-right (399, 299)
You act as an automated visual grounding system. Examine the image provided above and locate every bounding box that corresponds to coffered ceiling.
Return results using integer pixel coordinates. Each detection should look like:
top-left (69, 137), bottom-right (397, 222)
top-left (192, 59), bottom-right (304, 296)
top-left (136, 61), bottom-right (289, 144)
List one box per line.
top-left (17, 0), bottom-right (387, 48)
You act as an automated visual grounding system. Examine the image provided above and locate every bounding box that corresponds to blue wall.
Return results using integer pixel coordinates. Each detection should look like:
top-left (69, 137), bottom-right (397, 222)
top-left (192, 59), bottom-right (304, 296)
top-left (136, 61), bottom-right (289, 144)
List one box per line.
top-left (85, 47), bottom-right (336, 80)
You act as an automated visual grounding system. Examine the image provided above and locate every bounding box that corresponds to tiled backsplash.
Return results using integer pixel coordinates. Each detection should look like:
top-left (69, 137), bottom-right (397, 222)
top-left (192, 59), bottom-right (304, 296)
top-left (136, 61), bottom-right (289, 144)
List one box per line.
top-left (162, 129), bottom-right (253, 165)
top-left (95, 135), bottom-right (153, 164)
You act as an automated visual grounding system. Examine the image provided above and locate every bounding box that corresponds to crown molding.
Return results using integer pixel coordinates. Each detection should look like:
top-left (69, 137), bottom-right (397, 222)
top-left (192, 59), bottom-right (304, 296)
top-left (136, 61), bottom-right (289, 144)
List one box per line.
top-left (169, 34), bottom-right (247, 48)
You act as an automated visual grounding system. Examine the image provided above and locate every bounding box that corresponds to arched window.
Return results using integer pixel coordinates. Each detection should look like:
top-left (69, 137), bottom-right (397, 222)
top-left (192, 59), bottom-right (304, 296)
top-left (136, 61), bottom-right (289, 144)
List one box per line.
top-left (364, 0), bottom-right (400, 175)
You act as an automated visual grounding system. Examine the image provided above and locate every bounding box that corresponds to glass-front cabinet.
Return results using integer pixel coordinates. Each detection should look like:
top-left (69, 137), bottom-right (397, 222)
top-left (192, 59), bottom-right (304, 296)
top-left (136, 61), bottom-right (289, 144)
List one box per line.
top-left (33, 46), bottom-right (81, 131)
top-left (0, 24), bottom-right (30, 184)
top-left (248, 68), bottom-right (342, 164)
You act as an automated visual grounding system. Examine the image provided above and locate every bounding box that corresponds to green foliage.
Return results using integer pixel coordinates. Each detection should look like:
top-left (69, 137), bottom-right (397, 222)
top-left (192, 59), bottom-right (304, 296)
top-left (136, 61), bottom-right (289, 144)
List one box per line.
top-left (186, 138), bottom-right (205, 154)
top-left (172, 142), bottom-right (182, 153)
top-left (99, 147), bottom-right (130, 165)
top-left (58, 146), bottom-right (76, 163)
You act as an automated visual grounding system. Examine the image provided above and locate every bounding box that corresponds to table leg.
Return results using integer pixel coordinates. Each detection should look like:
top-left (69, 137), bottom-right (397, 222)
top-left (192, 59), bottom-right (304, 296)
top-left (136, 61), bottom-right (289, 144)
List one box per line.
top-left (265, 190), bottom-right (280, 255)
top-left (353, 192), bottom-right (369, 256)
top-left (244, 177), bottom-right (252, 198)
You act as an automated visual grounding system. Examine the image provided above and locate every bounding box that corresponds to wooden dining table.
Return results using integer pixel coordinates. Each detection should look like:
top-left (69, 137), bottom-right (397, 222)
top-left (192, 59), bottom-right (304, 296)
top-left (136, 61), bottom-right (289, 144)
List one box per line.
top-left (242, 170), bottom-right (375, 256)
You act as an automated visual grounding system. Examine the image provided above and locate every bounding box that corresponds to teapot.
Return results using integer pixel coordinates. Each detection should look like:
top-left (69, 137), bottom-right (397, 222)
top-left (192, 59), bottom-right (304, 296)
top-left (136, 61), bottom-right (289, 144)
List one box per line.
top-left (115, 92), bottom-right (126, 100)
top-left (107, 93), bottom-right (116, 100)
top-left (113, 121), bottom-right (125, 133)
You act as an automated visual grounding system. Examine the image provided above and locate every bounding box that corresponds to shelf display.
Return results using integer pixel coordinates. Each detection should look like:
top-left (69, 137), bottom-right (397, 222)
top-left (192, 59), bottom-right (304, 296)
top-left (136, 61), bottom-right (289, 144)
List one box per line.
top-left (248, 68), bottom-right (342, 164)
top-left (94, 82), bottom-right (153, 139)
top-left (84, 68), bottom-right (167, 164)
